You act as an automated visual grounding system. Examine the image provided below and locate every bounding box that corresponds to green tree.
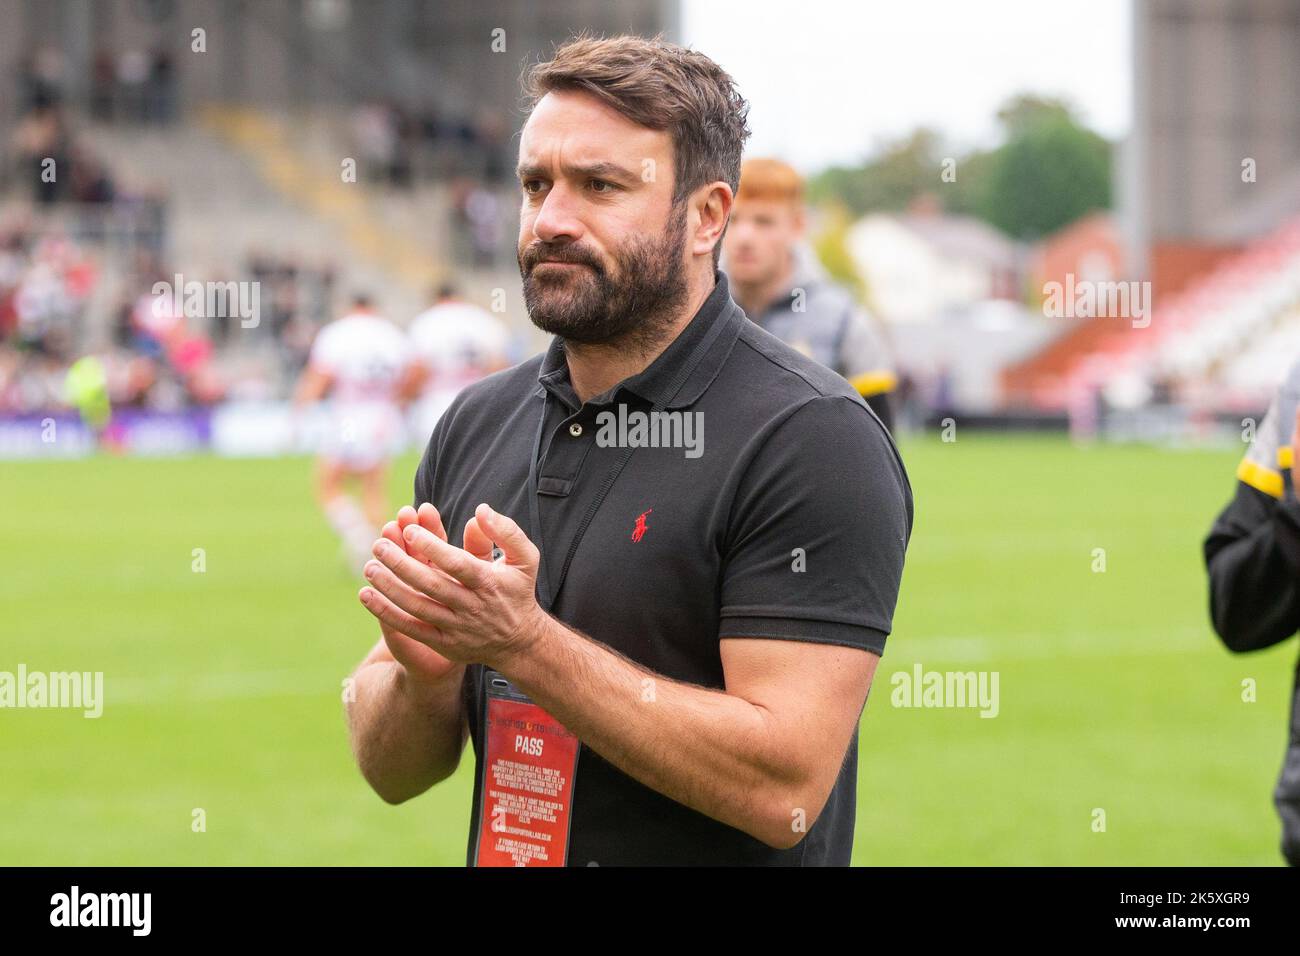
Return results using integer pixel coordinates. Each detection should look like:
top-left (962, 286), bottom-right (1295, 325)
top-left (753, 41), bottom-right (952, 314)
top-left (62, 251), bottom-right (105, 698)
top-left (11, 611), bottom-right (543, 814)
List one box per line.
top-left (994, 93), bottom-right (1078, 135)
top-left (977, 96), bottom-right (1112, 239)
top-left (806, 93), bottom-right (1112, 240)
top-left (808, 128), bottom-right (944, 216)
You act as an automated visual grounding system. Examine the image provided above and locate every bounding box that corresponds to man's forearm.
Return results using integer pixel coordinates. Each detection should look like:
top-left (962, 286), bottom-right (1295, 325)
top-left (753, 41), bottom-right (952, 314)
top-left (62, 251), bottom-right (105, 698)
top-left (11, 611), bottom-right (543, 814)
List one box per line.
top-left (346, 660), bottom-right (466, 803)
top-left (497, 615), bottom-right (807, 849)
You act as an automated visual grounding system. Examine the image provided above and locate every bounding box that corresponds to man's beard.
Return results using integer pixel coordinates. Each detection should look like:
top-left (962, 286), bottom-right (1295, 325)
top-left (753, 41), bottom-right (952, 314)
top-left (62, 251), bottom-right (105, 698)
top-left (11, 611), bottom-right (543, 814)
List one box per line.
top-left (518, 204), bottom-right (690, 353)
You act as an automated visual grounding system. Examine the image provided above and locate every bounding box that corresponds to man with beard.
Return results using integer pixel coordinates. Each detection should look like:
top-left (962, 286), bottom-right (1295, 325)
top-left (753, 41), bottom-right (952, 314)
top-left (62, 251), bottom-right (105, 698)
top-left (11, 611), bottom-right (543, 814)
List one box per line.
top-left (343, 35), bottom-right (913, 866)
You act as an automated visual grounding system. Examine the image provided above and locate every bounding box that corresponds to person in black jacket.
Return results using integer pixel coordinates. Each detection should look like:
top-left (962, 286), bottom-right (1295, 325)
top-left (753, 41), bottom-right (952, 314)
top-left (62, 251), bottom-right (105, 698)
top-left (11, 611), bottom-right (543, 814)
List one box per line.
top-left (1204, 363), bottom-right (1300, 866)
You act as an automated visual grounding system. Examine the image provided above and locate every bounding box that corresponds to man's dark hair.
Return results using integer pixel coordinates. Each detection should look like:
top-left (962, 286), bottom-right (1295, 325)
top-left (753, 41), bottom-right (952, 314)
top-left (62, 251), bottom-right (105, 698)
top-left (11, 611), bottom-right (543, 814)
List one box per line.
top-left (523, 34), bottom-right (751, 264)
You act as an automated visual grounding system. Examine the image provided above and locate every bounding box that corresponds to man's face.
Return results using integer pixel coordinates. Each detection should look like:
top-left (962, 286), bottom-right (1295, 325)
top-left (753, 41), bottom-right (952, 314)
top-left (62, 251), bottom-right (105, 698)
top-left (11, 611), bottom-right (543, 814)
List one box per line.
top-left (724, 197), bottom-right (802, 286)
top-left (517, 90), bottom-right (689, 348)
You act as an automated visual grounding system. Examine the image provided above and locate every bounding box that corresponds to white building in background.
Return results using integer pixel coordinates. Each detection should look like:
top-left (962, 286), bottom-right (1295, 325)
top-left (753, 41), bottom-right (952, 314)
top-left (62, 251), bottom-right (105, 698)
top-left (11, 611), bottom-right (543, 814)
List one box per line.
top-left (845, 209), bottom-right (1023, 325)
top-left (843, 206), bottom-right (1047, 412)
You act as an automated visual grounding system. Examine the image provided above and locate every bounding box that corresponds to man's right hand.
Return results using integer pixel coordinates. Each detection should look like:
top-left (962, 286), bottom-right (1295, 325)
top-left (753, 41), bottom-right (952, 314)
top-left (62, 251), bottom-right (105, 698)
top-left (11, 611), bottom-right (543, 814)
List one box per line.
top-left (370, 503), bottom-right (459, 686)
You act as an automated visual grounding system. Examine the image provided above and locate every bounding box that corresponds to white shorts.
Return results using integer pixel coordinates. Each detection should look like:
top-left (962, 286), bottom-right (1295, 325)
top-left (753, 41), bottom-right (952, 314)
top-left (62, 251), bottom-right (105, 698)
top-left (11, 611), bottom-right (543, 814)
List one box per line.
top-left (320, 401), bottom-right (404, 471)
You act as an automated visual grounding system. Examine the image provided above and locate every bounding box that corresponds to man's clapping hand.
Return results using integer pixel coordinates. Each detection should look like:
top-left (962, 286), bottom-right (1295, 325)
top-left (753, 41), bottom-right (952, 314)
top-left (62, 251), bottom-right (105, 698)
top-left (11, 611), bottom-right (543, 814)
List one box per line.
top-left (359, 502), bottom-right (548, 673)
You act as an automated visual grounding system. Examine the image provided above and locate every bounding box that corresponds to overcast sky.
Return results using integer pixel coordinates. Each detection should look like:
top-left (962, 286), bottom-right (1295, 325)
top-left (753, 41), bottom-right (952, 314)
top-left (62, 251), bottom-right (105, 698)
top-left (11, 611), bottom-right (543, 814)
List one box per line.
top-left (681, 0), bottom-right (1132, 173)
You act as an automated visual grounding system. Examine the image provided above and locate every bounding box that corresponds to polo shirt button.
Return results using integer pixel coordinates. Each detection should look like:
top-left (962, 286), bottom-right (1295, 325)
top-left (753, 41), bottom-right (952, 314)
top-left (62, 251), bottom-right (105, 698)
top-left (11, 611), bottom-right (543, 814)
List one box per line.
top-left (569, 423), bottom-right (583, 437)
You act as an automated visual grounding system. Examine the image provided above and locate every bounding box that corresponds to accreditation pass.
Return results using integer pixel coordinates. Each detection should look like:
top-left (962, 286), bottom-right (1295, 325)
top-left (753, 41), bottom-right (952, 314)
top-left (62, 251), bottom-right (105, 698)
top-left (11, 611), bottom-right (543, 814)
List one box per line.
top-left (474, 670), bottom-right (580, 867)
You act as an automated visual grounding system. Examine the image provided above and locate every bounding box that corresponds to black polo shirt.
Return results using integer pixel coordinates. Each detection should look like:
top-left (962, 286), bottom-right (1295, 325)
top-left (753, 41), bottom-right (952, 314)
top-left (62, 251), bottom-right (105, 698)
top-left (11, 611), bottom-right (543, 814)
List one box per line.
top-left (413, 270), bottom-right (913, 866)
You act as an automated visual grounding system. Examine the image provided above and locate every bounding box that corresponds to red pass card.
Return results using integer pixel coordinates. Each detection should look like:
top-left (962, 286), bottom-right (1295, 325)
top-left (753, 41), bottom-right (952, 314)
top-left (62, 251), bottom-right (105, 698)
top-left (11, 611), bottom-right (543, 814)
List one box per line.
top-left (474, 687), bottom-right (580, 867)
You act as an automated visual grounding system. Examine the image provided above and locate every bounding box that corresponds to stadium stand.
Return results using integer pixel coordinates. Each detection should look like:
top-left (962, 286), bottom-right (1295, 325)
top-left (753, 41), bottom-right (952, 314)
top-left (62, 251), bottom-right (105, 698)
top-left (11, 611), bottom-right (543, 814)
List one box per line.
top-left (1004, 215), bottom-right (1300, 418)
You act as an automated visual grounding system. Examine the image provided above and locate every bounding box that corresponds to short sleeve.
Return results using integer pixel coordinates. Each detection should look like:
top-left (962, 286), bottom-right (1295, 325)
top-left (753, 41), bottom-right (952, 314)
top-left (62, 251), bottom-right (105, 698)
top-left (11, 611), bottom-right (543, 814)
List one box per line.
top-left (309, 324), bottom-right (342, 375)
top-left (719, 394), bottom-right (913, 656)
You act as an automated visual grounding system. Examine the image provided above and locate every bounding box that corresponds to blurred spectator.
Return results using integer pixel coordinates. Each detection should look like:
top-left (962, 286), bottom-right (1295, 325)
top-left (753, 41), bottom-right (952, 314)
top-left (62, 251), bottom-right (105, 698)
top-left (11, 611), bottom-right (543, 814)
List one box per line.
top-left (0, 57), bottom-right (523, 420)
top-left (17, 48), bottom-right (65, 111)
top-left (451, 181), bottom-right (504, 267)
top-left (89, 49), bottom-right (116, 121)
top-left (353, 102), bottom-right (400, 186)
top-left (474, 112), bottom-right (511, 184)
top-left (115, 50), bottom-right (151, 122)
top-left (354, 99), bottom-right (514, 190)
top-left (68, 144), bottom-right (115, 204)
top-left (8, 100), bottom-right (119, 210)
top-left (12, 105), bottom-right (70, 205)
top-left (145, 48), bottom-right (177, 124)
top-left (0, 217), bottom-right (240, 415)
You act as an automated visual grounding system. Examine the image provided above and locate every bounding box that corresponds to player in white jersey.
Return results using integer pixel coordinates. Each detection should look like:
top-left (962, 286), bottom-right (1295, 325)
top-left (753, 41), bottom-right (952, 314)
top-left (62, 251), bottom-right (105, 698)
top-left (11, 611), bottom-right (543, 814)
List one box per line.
top-left (408, 284), bottom-right (511, 439)
top-left (294, 294), bottom-right (418, 571)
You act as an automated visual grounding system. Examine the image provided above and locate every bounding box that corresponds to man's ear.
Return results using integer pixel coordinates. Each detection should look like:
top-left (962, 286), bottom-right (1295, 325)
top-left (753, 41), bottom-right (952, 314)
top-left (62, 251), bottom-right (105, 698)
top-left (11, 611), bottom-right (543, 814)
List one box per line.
top-left (691, 181), bottom-right (734, 261)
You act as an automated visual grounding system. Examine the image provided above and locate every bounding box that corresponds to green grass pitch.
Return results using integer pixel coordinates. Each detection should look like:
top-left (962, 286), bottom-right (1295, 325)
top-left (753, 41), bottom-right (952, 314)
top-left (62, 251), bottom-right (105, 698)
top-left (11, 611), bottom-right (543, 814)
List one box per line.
top-left (0, 433), bottom-right (1294, 865)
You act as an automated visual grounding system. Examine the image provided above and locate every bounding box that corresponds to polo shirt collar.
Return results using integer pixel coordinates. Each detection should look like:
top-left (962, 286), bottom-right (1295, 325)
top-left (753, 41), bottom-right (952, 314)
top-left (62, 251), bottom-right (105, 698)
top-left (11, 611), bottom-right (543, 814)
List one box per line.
top-left (536, 269), bottom-right (739, 411)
